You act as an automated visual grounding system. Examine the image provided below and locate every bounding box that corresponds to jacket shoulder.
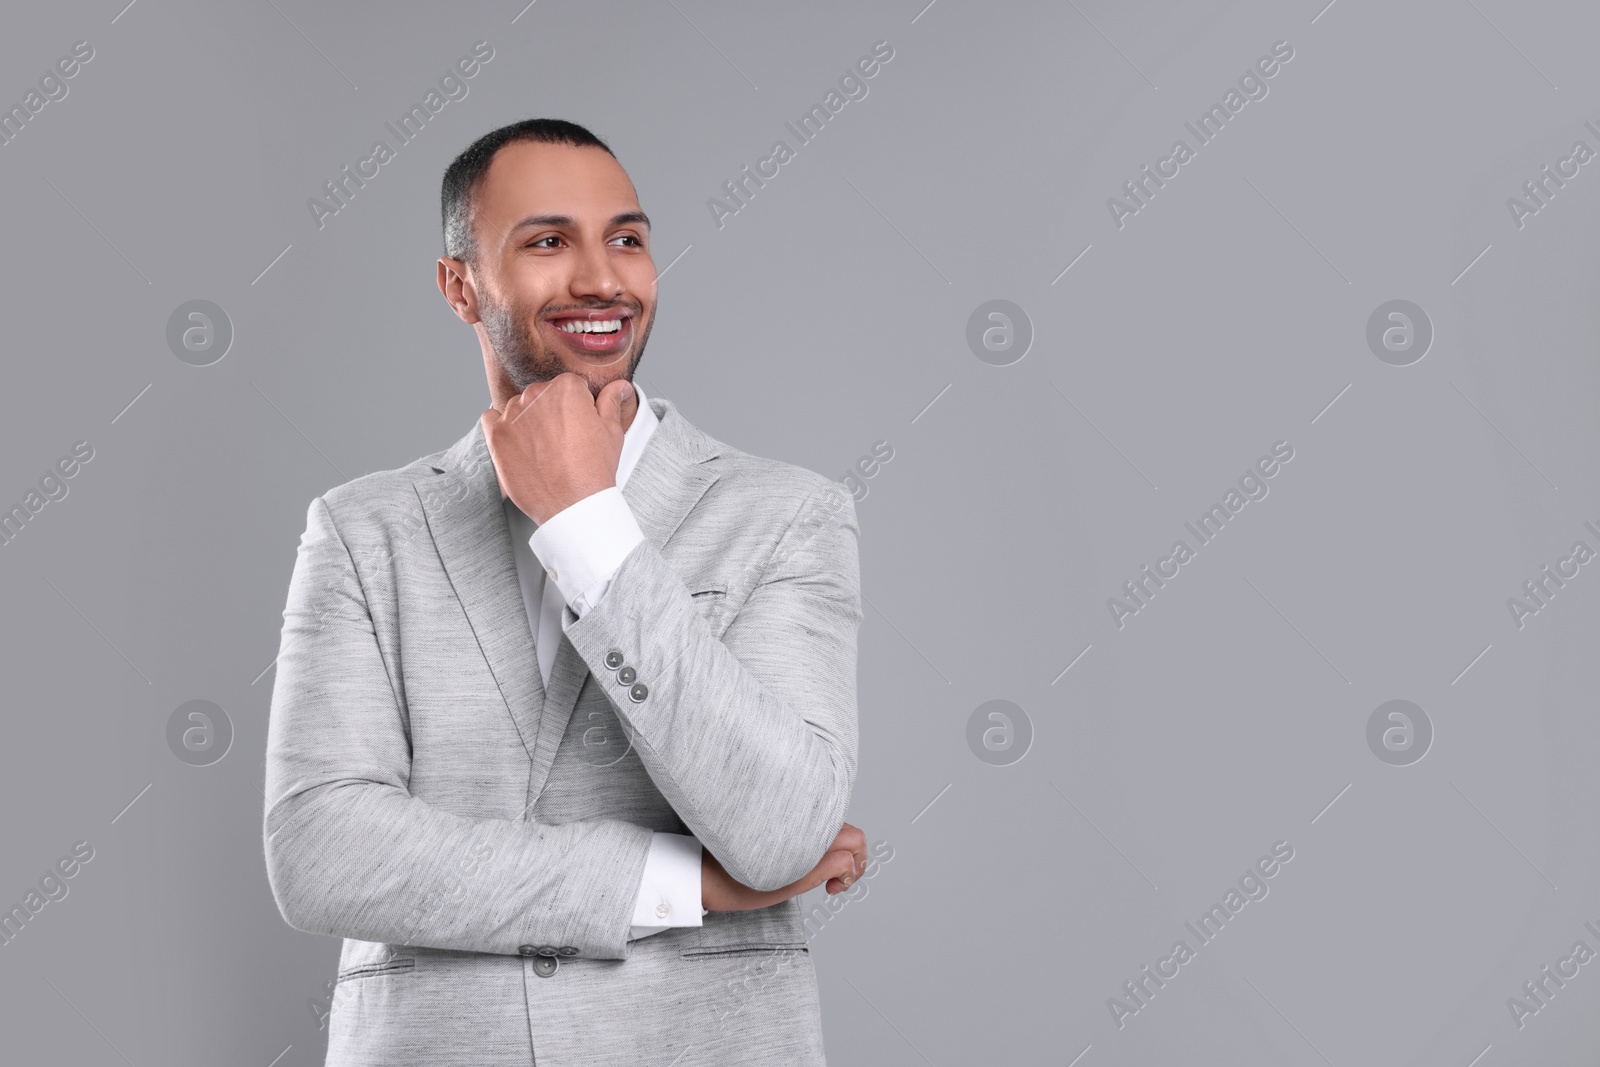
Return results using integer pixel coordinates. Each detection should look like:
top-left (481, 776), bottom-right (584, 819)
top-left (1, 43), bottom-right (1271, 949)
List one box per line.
top-left (701, 434), bottom-right (853, 518)
top-left (308, 443), bottom-right (452, 528)
top-left (667, 431), bottom-right (857, 595)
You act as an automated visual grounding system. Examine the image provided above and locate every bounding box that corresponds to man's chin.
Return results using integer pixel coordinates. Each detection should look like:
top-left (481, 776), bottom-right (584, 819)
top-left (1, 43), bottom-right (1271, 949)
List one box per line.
top-left (555, 359), bottom-right (634, 393)
top-left (579, 372), bottom-right (631, 399)
top-left (499, 353), bottom-right (635, 397)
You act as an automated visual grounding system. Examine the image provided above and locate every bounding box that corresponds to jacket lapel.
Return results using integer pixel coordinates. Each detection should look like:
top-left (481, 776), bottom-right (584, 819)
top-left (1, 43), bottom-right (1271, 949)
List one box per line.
top-left (415, 419), bottom-right (547, 762)
top-left (415, 396), bottom-right (722, 785)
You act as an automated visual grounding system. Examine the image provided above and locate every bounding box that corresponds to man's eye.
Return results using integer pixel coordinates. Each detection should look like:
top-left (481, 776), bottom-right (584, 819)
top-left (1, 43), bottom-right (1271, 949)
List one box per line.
top-left (611, 234), bottom-right (642, 247)
top-left (527, 236), bottom-right (560, 249)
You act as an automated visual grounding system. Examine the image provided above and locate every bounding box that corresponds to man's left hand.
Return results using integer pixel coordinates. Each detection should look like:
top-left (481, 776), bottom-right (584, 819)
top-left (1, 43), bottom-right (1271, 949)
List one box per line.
top-left (482, 374), bottom-right (633, 524)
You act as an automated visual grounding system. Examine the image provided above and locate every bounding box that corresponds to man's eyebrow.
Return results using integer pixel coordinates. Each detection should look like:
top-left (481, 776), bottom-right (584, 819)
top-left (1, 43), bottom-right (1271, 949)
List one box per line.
top-left (508, 211), bottom-right (651, 232)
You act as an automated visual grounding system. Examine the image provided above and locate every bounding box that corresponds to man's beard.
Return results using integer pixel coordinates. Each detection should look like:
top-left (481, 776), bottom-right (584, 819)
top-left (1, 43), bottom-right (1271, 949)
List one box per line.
top-left (480, 291), bottom-right (652, 397)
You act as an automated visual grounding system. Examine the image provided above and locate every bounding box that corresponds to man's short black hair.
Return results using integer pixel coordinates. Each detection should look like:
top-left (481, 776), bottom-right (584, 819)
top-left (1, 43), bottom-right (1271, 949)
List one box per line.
top-left (440, 118), bottom-right (616, 267)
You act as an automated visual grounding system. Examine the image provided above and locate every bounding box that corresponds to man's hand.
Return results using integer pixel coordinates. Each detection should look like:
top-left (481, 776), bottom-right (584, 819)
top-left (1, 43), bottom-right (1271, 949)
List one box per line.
top-left (481, 373), bottom-right (633, 524)
top-left (702, 822), bottom-right (867, 913)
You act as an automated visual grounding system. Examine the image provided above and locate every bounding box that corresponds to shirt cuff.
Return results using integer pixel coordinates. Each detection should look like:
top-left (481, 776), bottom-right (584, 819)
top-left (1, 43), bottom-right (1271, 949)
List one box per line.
top-left (528, 486), bottom-right (645, 617)
top-left (627, 832), bottom-right (703, 940)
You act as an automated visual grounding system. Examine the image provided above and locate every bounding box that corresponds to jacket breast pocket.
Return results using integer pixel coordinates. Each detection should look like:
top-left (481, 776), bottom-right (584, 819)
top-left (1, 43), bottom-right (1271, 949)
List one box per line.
top-left (690, 585), bottom-right (733, 634)
top-left (335, 956), bottom-right (415, 984)
top-left (682, 900), bottom-right (808, 959)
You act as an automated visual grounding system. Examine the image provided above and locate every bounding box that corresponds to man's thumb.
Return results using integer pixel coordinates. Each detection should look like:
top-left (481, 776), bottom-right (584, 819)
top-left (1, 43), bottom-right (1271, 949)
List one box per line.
top-left (598, 378), bottom-right (633, 423)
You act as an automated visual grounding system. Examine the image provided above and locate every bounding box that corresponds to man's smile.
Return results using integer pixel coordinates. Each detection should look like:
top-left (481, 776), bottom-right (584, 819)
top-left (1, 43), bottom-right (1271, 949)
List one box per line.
top-left (547, 308), bottom-right (634, 353)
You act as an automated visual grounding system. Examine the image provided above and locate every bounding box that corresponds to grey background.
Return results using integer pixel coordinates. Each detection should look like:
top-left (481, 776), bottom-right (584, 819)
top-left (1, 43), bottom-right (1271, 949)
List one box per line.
top-left (1, 0), bottom-right (1596, 1064)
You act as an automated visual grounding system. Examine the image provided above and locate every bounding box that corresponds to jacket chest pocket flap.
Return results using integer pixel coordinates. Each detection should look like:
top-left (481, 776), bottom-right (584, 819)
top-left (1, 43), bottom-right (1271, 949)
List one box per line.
top-left (683, 899), bottom-right (808, 958)
top-left (689, 584), bottom-right (732, 632)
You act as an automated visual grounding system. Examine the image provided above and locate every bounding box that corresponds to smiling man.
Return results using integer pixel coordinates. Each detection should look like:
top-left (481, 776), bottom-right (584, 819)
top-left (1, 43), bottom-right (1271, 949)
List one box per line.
top-left (262, 118), bottom-right (869, 1066)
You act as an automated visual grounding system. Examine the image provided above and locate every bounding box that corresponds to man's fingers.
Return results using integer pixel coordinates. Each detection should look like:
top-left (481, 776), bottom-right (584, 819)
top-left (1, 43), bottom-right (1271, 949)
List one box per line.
top-left (820, 849), bottom-right (856, 888)
top-left (505, 379), bottom-right (557, 426)
top-left (832, 822), bottom-right (867, 879)
top-left (479, 406), bottom-right (502, 456)
top-left (822, 850), bottom-right (860, 895)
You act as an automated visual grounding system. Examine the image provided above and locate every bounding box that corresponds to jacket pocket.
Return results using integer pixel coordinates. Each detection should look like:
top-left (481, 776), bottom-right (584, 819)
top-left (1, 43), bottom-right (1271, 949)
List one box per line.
top-left (682, 901), bottom-right (808, 958)
top-left (685, 943), bottom-right (809, 959)
top-left (690, 587), bottom-right (732, 631)
top-left (335, 956), bottom-right (416, 984)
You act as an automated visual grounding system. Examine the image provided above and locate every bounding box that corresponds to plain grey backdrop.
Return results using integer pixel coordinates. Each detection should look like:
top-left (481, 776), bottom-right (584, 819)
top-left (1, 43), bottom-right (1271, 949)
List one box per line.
top-left (2, 0), bottom-right (1598, 1064)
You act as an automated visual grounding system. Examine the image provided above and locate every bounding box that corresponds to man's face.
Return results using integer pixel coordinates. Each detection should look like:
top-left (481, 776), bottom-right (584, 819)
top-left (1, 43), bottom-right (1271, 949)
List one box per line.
top-left (468, 141), bottom-right (656, 397)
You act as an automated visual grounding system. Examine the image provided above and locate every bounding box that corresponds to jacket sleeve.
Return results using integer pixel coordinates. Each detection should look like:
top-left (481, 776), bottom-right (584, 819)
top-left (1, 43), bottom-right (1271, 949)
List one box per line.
top-left (262, 495), bottom-right (655, 960)
top-left (561, 479), bottom-right (863, 893)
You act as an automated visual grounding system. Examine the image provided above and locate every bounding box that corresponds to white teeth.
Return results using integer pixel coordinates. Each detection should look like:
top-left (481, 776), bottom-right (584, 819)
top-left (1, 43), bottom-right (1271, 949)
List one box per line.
top-left (557, 319), bottom-right (622, 334)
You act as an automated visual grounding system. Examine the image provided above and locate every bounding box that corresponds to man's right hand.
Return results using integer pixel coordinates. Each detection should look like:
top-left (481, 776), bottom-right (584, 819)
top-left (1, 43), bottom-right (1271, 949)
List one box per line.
top-left (702, 822), bottom-right (867, 913)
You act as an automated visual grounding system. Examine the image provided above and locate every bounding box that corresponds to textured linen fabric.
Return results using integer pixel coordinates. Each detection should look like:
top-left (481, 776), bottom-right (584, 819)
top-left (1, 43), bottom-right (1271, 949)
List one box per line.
top-left (500, 384), bottom-right (702, 940)
top-left (262, 394), bottom-right (862, 1066)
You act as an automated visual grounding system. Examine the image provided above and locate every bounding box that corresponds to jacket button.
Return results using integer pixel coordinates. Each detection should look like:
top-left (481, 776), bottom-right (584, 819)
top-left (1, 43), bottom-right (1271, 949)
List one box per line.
top-left (557, 946), bottom-right (579, 957)
top-left (604, 650), bottom-right (625, 670)
top-left (518, 945), bottom-right (536, 956)
top-left (629, 683), bottom-right (649, 703)
top-left (617, 666), bottom-right (637, 685)
top-left (532, 956), bottom-right (559, 977)
top-left (537, 945), bottom-right (559, 957)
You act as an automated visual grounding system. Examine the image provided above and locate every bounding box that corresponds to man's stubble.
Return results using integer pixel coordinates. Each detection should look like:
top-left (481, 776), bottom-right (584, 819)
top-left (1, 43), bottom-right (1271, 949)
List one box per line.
top-left (479, 287), bottom-right (654, 398)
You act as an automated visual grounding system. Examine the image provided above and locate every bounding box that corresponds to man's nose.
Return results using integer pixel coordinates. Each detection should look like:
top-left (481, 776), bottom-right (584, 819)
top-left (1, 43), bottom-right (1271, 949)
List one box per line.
top-left (569, 241), bottom-right (621, 300)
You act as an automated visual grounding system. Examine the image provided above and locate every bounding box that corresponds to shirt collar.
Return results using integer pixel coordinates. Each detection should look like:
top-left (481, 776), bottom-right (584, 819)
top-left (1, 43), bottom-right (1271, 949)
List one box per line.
top-left (615, 380), bottom-right (658, 489)
top-left (500, 380), bottom-right (658, 503)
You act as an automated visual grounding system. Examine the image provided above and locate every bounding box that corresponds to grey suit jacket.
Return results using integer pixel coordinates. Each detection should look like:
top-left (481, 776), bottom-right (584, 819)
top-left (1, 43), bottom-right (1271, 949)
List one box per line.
top-left (263, 395), bottom-right (862, 1066)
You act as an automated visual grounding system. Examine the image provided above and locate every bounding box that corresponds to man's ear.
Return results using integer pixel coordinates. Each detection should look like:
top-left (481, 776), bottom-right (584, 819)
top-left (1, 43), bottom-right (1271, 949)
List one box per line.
top-left (437, 257), bottom-right (481, 324)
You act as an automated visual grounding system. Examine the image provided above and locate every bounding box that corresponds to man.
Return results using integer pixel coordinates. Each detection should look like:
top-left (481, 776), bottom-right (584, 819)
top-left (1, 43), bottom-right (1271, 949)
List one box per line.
top-left (263, 119), bottom-right (869, 1066)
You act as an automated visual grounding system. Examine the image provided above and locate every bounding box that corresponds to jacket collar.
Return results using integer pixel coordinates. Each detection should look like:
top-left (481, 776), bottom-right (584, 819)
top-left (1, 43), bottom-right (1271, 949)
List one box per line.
top-left (415, 394), bottom-right (722, 775)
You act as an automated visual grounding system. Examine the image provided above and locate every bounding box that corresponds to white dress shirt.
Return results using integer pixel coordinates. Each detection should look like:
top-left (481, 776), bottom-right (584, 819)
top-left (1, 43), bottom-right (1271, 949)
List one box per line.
top-left (502, 382), bottom-right (705, 941)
